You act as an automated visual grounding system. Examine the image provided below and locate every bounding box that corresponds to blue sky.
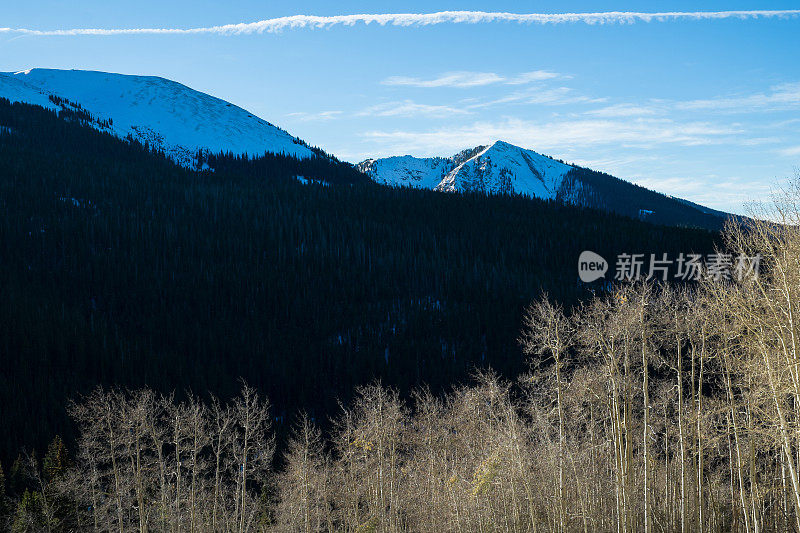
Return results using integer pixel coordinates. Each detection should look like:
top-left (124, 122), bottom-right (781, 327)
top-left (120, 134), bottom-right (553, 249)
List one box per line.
top-left (2, 1), bottom-right (799, 214)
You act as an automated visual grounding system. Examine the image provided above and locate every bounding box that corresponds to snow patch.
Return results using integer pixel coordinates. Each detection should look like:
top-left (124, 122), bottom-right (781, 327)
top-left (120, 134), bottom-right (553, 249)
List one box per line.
top-left (59, 196), bottom-right (95, 209)
top-left (295, 176), bottom-right (329, 186)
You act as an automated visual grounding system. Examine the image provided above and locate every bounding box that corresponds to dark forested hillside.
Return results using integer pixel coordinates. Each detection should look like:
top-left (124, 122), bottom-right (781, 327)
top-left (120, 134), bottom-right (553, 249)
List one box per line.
top-left (198, 147), bottom-right (369, 185)
top-left (0, 98), bottom-right (719, 462)
top-left (559, 165), bottom-right (730, 229)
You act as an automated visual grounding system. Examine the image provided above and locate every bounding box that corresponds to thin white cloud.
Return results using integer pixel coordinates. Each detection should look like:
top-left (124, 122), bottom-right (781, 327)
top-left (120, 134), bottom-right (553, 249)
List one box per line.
top-left (579, 83), bottom-right (800, 119)
top-left (2, 10), bottom-right (798, 36)
top-left (383, 72), bottom-right (505, 88)
top-left (567, 154), bottom-right (661, 169)
top-left (468, 86), bottom-right (604, 108)
top-left (382, 70), bottom-right (559, 88)
top-left (778, 145), bottom-right (800, 157)
top-left (675, 82), bottom-right (800, 111)
top-left (358, 100), bottom-right (469, 117)
top-left (632, 175), bottom-right (773, 211)
top-left (285, 110), bottom-right (343, 121)
top-left (506, 71), bottom-right (564, 85)
top-left (361, 117), bottom-right (742, 157)
top-left (739, 137), bottom-right (783, 146)
top-left (584, 104), bottom-right (660, 117)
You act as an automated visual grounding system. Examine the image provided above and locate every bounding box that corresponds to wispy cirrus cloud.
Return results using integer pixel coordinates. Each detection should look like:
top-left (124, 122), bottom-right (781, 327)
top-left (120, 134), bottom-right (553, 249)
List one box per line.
top-left (361, 117), bottom-right (743, 157)
top-left (357, 100), bottom-right (469, 118)
top-left (382, 72), bottom-right (504, 88)
top-left (576, 83), bottom-right (800, 120)
top-left (288, 101), bottom-right (469, 120)
top-left (2, 10), bottom-right (797, 37)
top-left (584, 103), bottom-right (660, 117)
top-left (285, 110), bottom-right (343, 121)
top-left (778, 145), bottom-right (800, 157)
top-left (467, 86), bottom-right (604, 108)
top-left (675, 82), bottom-right (800, 111)
top-left (505, 71), bottom-right (566, 85)
top-left (381, 70), bottom-right (559, 88)
top-left (576, 83), bottom-right (800, 122)
top-left (632, 175), bottom-right (774, 210)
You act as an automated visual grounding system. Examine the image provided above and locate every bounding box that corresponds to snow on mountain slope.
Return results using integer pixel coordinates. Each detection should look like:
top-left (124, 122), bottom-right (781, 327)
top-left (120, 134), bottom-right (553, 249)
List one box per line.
top-left (359, 140), bottom-right (572, 200)
top-left (0, 68), bottom-right (316, 166)
top-left (0, 72), bottom-right (55, 110)
top-left (438, 141), bottom-right (572, 197)
top-left (358, 155), bottom-right (452, 189)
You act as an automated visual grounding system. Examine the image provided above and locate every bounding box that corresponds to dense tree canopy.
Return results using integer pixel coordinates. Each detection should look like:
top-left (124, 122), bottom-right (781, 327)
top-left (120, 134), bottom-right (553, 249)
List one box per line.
top-left (0, 98), bottom-right (719, 467)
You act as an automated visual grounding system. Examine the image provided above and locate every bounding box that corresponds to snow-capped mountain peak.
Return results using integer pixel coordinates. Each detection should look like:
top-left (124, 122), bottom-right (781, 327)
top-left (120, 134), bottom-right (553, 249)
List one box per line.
top-left (358, 140), bottom-right (573, 200)
top-left (0, 68), bottom-right (317, 167)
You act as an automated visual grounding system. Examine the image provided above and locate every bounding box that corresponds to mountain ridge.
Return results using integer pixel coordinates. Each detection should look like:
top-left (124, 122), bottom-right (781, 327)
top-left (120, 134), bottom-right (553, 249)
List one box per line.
top-left (0, 68), bottom-right (318, 167)
top-left (358, 140), bottom-right (573, 199)
top-left (360, 141), bottom-right (731, 230)
top-left (0, 67), bottom-right (731, 230)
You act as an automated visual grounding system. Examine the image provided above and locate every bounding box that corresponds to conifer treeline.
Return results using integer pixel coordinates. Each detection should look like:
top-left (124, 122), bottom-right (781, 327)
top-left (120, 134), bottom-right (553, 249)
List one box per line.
top-left (4, 192), bottom-right (800, 531)
top-left (559, 166), bottom-right (728, 229)
top-left (0, 98), bottom-right (716, 464)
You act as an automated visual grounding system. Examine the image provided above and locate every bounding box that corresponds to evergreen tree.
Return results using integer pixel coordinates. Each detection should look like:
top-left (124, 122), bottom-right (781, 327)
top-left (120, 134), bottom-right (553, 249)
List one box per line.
top-left (0, 462), bottom-right (9, 529)
top-left (42, 437), bottom-right (69, 483)
top-left (7, 456), bottom-right (27, 497)
top-left (11, 490), bottom-right (45, 533)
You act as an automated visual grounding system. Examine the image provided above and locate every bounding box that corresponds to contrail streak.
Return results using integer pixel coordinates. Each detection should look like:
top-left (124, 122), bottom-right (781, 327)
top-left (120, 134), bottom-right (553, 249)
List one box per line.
top-left (1, 10), bottom-right (799, 37)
